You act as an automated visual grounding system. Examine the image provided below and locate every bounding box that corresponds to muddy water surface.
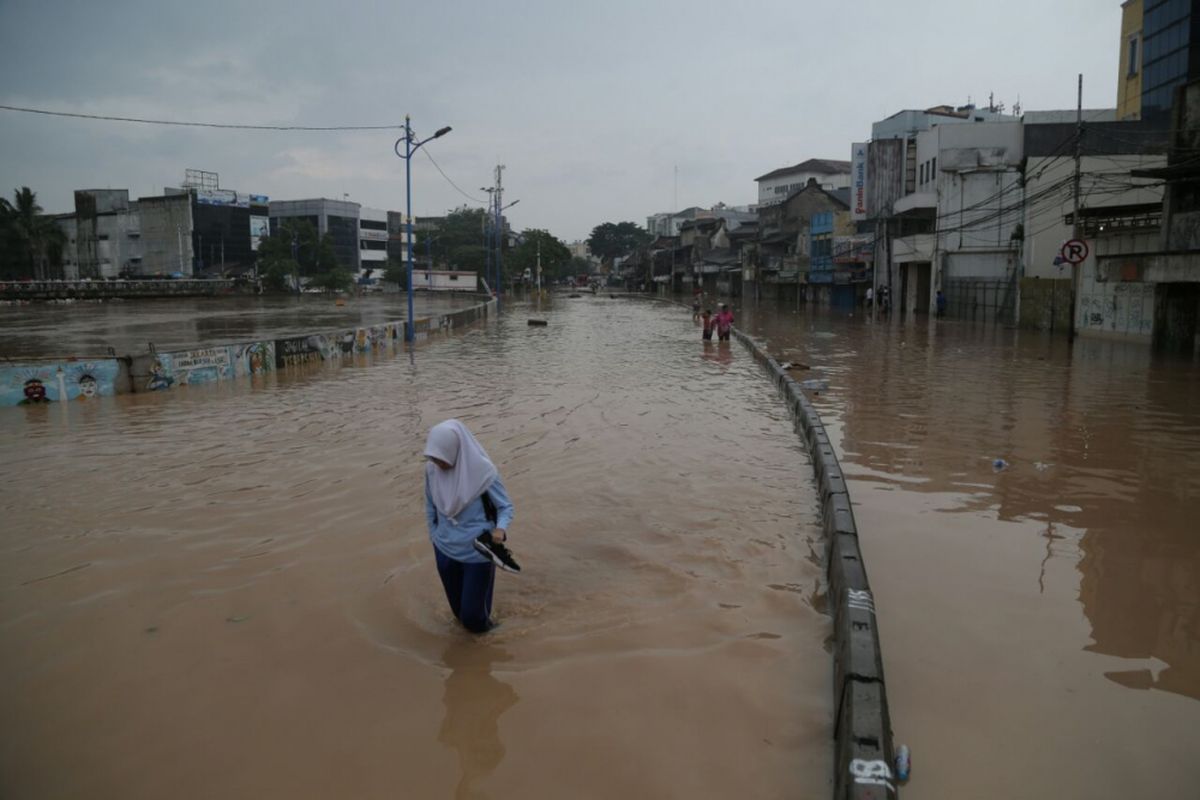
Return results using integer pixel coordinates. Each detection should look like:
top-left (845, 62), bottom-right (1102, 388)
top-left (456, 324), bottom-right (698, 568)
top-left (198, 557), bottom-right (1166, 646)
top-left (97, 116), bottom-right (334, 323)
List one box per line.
top-left (739, 301), bottom-right (1200, 798)
top-left (0, 297), bottom-right (830, 799)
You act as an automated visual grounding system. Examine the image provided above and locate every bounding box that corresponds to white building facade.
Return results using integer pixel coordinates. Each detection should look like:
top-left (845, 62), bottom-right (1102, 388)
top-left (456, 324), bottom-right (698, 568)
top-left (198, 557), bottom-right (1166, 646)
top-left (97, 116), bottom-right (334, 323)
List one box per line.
top-left (755, 159), bottom-right (852, 207)
top-left (359, 207), bottom-right (389, 275)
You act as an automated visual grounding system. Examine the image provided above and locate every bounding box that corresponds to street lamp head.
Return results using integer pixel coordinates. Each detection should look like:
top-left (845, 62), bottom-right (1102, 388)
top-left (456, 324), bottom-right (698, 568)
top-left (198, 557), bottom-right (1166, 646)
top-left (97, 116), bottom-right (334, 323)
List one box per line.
top-left (434, 126), bottom-right (452, 139)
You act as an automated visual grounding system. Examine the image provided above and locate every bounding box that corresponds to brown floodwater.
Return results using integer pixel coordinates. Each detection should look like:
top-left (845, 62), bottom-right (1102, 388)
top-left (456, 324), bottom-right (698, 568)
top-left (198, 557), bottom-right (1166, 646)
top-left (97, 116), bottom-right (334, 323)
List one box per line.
top-left (0, 293), bottom-right (479, 358)
top-left (0, 296), bottom-right (831, 799)
top-left (738, 299), bottom-right (1200, 798)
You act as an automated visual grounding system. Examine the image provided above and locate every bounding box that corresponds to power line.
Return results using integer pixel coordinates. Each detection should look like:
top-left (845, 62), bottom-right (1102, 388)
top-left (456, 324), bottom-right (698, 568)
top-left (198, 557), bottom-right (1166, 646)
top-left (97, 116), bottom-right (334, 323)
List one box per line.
top-left (421, 149), bottom-right (487, 204)
top-left (0, 104), bottom-right (404, 131)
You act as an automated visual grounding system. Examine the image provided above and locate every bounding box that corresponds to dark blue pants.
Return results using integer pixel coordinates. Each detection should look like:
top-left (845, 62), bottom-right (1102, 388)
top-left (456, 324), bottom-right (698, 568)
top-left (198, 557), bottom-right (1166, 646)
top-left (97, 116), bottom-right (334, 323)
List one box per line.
top-left (434, 547), bottom-right (495, 633)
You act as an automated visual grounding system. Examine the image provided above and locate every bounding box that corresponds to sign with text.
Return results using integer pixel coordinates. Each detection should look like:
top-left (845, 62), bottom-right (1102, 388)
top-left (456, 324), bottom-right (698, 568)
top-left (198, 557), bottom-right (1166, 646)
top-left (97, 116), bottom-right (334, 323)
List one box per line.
top-left (173, 347), bottom-right (230, 372)
top-left (850, 142), bottom-right (869, 221)
top-left (275, 335), bottom-right (328, 368)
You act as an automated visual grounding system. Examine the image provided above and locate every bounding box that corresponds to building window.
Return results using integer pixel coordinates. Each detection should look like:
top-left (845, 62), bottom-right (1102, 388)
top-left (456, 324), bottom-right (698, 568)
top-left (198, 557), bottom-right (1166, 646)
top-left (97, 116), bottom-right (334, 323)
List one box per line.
top-left (1129, 35), bottom-right (1141, 76)
top-left (931, 157), bottom-right (936, 180)
top-left (360, 219), bottom-right (387, 231)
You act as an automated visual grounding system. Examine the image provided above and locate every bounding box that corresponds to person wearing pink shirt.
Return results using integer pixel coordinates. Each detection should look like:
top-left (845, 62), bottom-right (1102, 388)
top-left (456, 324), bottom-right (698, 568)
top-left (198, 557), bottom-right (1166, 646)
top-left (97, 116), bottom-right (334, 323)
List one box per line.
top-left (714, 304), bottom-right (734, 341)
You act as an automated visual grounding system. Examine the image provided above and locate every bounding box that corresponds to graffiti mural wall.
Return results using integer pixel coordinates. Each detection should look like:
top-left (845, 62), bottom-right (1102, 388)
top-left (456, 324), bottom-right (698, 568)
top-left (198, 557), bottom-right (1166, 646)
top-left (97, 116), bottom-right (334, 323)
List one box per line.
top-left (3, 298), bottom-right (495, 406)
top-left (1, 359), bottom-right (123, 405)
top-left (1077, 261), bottom-right (1155, 340)
top-left (145, 341), bottom-right (274, 391)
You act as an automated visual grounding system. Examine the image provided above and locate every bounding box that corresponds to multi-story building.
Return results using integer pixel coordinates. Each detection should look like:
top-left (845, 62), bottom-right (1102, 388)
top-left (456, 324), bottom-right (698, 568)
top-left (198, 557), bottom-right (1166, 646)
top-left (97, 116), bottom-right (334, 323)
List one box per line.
top-left (754, 159), bottom-right (851, 207)
top-left (174, 188), bottom-right (261, 276)
top-left (269, 198), bottom-right (361, 270)
top-left (1118, 0), bottom-right (1145, 120)
top-left (647, 205), bottom-right (756, 238)
top-left (388, 212), bottom-right (423, 267)
top-left (137, 193), bottom-right (194, 277)
top-left (60, 189), bottom-right (146, 279)
top-left (863, 105), bottom-right (1021, 316)
top-left (1140, 0), bottom-right (1200, 119)
top-left (359, 207), bottom-right (388, 277)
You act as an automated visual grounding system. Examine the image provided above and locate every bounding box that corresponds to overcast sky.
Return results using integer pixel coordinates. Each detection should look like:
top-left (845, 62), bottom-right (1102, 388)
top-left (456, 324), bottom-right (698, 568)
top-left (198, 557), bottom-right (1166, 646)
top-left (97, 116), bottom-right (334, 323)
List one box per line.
top-left (1, 0), bottom-right (1120, 242)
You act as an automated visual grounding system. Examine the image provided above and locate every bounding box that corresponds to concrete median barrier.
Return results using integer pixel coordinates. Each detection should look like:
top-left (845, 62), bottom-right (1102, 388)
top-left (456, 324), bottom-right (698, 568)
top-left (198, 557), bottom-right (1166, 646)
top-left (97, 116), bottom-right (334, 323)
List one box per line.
top-left (731, 324), bottom-right (899, 799)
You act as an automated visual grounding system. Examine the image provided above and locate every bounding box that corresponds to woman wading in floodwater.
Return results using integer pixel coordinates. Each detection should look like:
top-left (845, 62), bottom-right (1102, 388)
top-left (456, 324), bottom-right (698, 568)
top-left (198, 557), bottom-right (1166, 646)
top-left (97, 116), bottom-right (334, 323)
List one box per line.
top-left (424, 419), bottom-right (519, 633)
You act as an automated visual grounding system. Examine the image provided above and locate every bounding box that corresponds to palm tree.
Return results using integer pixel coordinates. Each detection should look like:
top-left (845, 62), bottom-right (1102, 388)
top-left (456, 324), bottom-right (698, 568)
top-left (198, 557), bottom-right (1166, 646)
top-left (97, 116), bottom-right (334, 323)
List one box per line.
top-left (0, 187), bottom-right (66, 280)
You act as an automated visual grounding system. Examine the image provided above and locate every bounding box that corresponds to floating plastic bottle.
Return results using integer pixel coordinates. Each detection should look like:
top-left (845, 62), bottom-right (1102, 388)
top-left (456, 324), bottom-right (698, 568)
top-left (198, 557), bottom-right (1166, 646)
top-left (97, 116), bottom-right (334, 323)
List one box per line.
top-left (992, 458), bottom-right (1009, 472)
top-left (895, 744), bottom-right (911, 782)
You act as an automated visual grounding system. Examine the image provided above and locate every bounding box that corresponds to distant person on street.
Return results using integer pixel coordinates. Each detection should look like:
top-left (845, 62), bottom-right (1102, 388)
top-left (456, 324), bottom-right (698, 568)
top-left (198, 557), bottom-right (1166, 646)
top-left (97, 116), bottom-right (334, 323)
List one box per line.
top-left (701, 309), bottom-right (715, 341)
top-left (714, 304), bottom-right (734, 341)
top-left (424, 419), bottom-right (518, 634)
top-left (865, 286), bottom-right (873, 308)
top-left (936, 290), bottom-right (947, 318)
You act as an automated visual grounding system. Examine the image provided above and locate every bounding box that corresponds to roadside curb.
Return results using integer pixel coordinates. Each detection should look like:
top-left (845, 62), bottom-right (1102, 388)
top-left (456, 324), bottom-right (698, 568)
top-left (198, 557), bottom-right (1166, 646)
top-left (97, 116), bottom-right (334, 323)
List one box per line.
top-left (732, 326), bottom-right (900, 799)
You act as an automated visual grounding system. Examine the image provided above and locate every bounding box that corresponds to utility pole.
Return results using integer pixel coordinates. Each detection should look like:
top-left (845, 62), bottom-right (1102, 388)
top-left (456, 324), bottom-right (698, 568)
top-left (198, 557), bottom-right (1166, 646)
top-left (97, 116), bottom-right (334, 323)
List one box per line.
top-left (536, 235), bottom-right (542, 294)
top-left (1069, 73), bottom-right (1083, 344)
top-left (494, 164), bottom-right (505, 310)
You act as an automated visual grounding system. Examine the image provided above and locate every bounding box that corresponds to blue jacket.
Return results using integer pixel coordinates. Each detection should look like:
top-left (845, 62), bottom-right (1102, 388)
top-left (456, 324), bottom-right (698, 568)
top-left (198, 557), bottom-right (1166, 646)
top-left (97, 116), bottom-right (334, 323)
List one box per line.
top-left (425, 476), bottom-right (515, 563)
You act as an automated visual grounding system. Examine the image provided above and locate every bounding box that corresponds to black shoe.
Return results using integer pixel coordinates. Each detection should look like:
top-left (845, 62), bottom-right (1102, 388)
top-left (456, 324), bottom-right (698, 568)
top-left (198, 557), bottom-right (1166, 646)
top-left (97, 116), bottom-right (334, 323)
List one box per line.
top-left (474, 532), bottom-right (521, 573)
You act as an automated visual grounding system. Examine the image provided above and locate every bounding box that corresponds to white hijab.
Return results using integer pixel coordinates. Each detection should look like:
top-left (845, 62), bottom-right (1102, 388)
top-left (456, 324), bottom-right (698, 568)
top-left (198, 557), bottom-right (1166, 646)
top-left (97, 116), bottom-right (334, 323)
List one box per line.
top-left (424, 419), bottom-right (498, 524)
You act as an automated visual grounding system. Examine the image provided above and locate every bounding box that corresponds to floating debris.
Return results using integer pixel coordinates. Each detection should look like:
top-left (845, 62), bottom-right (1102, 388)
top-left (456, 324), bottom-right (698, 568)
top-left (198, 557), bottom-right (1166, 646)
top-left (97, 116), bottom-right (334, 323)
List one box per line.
top-left (527, 319), bottom-right (548, 326)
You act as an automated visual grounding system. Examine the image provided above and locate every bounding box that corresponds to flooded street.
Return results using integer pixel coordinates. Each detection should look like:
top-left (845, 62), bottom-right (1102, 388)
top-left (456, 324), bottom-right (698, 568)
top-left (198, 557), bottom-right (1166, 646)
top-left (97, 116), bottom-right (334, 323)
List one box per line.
top-left (0, 297), bottom-right (831, 799)
top-left (740, 300), bottom-right (1200, 798)
top-left (0, 294), bottom-right (479, 358)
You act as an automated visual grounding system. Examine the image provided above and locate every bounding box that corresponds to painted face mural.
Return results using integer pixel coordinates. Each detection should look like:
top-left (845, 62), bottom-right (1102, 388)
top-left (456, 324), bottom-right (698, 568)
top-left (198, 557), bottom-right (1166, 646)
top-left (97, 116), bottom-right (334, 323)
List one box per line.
top-left (21, 378), bottom-right (49, 404)
top-left (78, 374), bottom-right (98, 399)
top-left (147, 359), bottom-right (174, 391)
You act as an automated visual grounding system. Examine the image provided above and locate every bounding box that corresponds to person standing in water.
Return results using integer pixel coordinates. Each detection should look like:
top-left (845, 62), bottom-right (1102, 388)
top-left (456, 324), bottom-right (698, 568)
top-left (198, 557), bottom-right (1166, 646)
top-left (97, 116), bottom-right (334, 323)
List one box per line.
top-left (714, 303), bottom-right (734, 341)
top-left (424, 419), bottom-right (518, 634)
top-left (701, 309), bottom-right (715, 341)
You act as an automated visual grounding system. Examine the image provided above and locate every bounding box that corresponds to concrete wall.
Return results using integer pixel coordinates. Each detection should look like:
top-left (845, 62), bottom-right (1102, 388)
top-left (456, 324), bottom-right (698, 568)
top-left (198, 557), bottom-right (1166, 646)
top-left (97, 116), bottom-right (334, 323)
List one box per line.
top-left (3, 299), bottom-right (497, 407)
top-left (1076, 258), bottom-right (1155, 340)
top-left (731, 326), bottom-right (900, 798)
top-left (1018, 277), bottom-right (1073, 331)
top-left (0, 358), bottom-right (125, 405)
top-left (138, 195), bottom-right (194, 277)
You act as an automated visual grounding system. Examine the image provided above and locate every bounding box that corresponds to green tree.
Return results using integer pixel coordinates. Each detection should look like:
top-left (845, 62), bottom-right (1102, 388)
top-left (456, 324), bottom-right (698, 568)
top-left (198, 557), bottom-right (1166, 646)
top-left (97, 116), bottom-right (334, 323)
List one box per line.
top-left (315, 233), bottom-right (339, 274)
top-left (257, 219), bottom-right (318, 275)
top-left (566, 255), bottom-right (593, 280)
top-left (262, 260), bottom-right (296, 292)
top-left (307, 268), bottom-right (354, 292)
top-left (431, 207), bottom-right (490, 272)
top-left (383, 256), bottom-right (408, 288)
top-left (586, 221), bottom-right (650, 262)
top-left (506, 229), bottom-right (571, 283)
top-left (257, 230), bottom-right (298, 291)
top-left (0, 187), bottom-right (66, 280)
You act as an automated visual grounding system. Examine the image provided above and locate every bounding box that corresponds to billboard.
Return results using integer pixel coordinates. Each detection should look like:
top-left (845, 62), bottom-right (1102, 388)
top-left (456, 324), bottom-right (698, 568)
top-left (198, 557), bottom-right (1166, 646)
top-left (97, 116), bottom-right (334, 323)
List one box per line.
top-left (195, 190), bottom-right (269, 208)
top-left (850, 142), bottom-right (868, 221)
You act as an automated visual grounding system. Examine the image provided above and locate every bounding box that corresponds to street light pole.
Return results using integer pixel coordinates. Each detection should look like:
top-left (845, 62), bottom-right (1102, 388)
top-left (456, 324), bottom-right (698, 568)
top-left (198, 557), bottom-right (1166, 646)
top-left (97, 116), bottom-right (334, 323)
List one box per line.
top-left (481, 187), bottom-right (495, 298)
top-left (395, 116), bottom-right (452, 343)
